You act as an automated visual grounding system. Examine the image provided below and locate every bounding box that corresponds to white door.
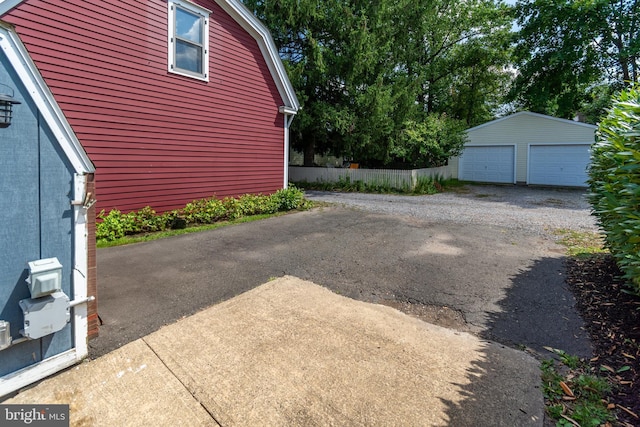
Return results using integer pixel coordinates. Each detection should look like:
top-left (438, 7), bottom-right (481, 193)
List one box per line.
top-left (528, 144), bottom-right (590, 187)
top-left (459, 145), bottom-right (515, 184)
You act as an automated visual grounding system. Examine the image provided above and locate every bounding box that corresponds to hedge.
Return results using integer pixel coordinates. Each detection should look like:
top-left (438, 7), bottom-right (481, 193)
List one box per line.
top-left (588, 85), bottom-right (640, 294)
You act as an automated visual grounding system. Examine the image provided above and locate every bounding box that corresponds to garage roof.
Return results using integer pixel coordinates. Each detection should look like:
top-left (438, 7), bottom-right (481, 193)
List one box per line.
top-left (467, 111), bottom-right (597, 133)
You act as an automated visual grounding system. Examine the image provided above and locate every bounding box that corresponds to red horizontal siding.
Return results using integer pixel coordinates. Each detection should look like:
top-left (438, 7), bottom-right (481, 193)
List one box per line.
top-left (3, 0), bottom-right (286, 213)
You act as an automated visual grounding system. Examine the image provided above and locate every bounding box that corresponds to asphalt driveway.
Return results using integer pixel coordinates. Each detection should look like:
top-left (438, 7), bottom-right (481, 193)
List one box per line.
top-left (90, 185), bottom-right (595, 360)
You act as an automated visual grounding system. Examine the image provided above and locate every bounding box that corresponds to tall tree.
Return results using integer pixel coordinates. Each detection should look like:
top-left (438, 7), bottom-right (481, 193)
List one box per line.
top-left (511, 0), bottom-right (640, 120)
top-left (244, 0), bottom-right (404, 165)
top-left (244, 0), bottom-right (513, 166)
top-left (397, 0), bottom-right (513, 125)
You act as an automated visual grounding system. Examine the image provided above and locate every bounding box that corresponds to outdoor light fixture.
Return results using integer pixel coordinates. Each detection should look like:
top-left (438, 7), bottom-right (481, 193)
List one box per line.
top-left (0, 83), bottom-right (21, 128)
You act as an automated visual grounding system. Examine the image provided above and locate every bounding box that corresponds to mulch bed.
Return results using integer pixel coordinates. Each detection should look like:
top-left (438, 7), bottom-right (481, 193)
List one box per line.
top-left (565, 253), bottom-right (640, 426)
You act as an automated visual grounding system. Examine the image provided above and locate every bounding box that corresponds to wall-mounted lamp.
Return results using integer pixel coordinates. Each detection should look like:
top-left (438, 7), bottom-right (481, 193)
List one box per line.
top-left (0, 84), bottom-right (21, 128)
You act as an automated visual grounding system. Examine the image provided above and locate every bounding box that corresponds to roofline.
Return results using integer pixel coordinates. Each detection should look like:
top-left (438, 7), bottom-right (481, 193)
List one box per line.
top-left (0, 21), bottom-right (95, 173)
top-left (0, 0), bottom-right (21, 14)
top-left (466, 111), bottom-right (598, 133)
top-left (216, 0), bottom-right (299, 113)
top-left (0, 0), bottom-right (300, 114)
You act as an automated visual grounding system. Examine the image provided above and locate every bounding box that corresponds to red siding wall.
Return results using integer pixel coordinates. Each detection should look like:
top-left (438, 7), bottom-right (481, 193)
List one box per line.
top-left (3, 0), bottom-right (286, 213)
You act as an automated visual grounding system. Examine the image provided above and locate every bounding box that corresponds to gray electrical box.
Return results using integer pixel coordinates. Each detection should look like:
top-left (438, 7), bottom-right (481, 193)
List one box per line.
top-left (19, 292), bottom-right (70, 339)
top-left (26, 257), bottom-right (62, 299)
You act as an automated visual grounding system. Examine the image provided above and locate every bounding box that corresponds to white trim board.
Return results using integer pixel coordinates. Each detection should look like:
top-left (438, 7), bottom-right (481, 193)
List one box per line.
top-left (0, 350), bottom-right (80, 398)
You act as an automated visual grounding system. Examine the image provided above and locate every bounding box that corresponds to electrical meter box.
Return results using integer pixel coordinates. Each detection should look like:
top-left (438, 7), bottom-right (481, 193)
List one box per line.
top-left (19, 292), bottom-right (70, 339)
top-left (26, 257), bottom-right (62, 298)
top-left (0, 320), bottom-right (11, 350)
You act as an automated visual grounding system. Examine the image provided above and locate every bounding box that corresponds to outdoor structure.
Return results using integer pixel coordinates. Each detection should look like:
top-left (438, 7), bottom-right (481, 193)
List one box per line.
top-left (456, 112), bottom-right (597, 187)
top-left (0, 21), bottom-right (97, 397)
top-left (0, 0), bottom-right (299, 214)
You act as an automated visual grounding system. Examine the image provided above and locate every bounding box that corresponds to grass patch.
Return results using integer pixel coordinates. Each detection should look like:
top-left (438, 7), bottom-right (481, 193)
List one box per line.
top-left (541, 347), bottom-right (614, 427)
top-left (553, 229), bottom-right (608, 257)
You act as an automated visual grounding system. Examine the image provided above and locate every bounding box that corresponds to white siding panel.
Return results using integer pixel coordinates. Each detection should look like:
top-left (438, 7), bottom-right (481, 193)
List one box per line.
top-left (528, 144), bottom-right (591, 187)
top-left (459, 145), bottom-right (515, 183)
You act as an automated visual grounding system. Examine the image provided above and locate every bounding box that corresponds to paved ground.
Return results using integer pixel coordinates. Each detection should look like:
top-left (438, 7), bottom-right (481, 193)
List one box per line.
top-left (91, 185), bottom-right (594, 360)
top-left (5, 185), bottom-right (595, 426)
top-left (7, 277), bottom-right (544, 426)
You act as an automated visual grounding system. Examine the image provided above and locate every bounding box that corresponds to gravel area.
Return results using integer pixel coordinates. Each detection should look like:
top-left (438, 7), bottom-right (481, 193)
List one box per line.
top-left (305, 184), bottom-right (599, 236)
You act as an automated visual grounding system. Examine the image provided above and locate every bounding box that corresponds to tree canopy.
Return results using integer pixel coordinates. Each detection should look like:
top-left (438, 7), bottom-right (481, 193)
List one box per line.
top-left (511, 0), bottom-right (640, 120)
top-left (243, 0), bottom-right (513, 167)
top-left (242, 0), bottom-right (636, 166)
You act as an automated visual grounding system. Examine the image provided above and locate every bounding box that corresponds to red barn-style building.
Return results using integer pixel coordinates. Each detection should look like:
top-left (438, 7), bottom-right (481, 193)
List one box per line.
top-left (0, 0), bottom-right (299, 214)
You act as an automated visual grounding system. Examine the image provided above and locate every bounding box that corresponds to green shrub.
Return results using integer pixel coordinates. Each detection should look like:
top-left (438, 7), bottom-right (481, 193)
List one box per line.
top-left (271, 186), bottom-right (307, 210)
top-left (588, 84), bottom-right (640, 294)
top-left (182, 198), bottom-right (225, 224)
top-left (293, 174), bottom-right (451, 195)
top-left (96, 188), bottom-right (311, 242)
top-left (413, 175), bottom-right (442, 195)
top-left (96, 209), bottom-right (137, 241)
top-left (131, 206), bottom-right (169, 232)
top-left (221, 196), bottom-right (242, 219)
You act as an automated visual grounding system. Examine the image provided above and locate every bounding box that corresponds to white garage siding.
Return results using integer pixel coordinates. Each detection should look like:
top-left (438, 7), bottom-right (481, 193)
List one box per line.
top-left (456, 112), bottom-right (597, 186)
top-left (458, 145), bottom-right (515, 184)
top-left (528, 144), bottom-right (591, 187)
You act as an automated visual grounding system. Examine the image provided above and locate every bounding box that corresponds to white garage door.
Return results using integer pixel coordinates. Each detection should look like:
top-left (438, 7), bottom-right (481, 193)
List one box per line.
top-left (459, 145), bottom-right (515, 184)
top-left (528, 144), bottom-right (591, 187)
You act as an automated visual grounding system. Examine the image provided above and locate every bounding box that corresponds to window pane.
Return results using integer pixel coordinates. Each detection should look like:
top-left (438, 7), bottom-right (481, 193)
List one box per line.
top-left (176, 39), bottom-right (203, 74)
top-left (176, 7), bottom-right (202, 44)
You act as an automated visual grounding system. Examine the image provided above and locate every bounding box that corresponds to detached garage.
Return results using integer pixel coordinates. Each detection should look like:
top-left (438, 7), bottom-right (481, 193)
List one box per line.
top-left (457, 112), bottom-right (597, 187)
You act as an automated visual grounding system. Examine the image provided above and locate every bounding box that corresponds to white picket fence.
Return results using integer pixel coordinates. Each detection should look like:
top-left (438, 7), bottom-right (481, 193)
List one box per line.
top-left (288, 164), bottom-right (457, 190)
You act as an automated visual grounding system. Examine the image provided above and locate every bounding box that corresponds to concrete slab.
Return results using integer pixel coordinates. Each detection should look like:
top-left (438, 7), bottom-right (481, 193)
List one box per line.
top-left (5, 276), bottom-right (544, 426)
top-left (4, 340), bottom-right (214, 426)
top-left (146, 276), bottom-right (544, 426)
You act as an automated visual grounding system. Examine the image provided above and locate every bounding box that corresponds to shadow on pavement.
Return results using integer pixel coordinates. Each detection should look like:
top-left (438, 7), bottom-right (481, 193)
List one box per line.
top-left (480, 256), bottom-right (592, 359)
top-left (440, 341), bottom-right (544, 427)
top-left (440, 256), bottom-right (593, 426)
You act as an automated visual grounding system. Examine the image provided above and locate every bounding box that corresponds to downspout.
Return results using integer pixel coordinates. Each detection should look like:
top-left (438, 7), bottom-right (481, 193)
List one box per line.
top-left (70, 173), bottom-right (96, 360)
top-left (279, 106), bottom-right (297, 188)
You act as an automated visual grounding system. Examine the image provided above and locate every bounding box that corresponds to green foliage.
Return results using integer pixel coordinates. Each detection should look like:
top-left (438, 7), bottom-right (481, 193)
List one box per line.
top-left (271, 186), bottom-right (308, 211)
top-left (391, 114), bottom-right (468, 168)
top-left (540, 349), bottom-right (614, 426)
top-left (294, 174), bottom-right (449, 195)
top-left (588, 85), bottom-right (640, 294)
top-left (413, 176), bottom-right (442, 195)
top-left (96, 209), bottom-right (136, 241)
top-left (182, 198), bottom-right (225, 224)
top-left (96, 187), bottom-right (310, 242)
top-left (243, 0), bottom-right (513, 166)
top-left (512, 0), bottom-right (639, 119)
top-left (574, 374), bottom-right (611, 399)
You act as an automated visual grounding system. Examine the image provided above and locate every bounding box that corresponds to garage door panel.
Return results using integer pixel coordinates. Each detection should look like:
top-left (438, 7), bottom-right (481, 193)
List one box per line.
top-left (460, 146), bottom-right (514, 184)
top-left (529, 145), bottom-right (590, 187)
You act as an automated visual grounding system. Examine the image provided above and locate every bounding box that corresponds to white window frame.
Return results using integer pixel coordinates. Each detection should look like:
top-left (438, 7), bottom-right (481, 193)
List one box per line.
top-left (168, 0), bottom-right (211, 81)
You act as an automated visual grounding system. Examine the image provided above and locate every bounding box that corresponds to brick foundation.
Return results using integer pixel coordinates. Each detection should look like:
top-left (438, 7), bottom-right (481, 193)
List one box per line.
top-left (85, 173), bottom-right (99, 340)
